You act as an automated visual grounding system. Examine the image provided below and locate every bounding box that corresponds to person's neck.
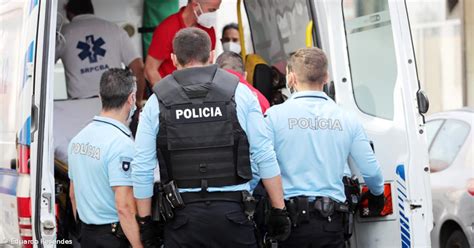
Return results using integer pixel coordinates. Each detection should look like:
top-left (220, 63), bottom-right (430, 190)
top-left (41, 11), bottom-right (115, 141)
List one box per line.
top-left (295, 82), bottom-right (325, 92)
top-left (179, 62), bottom-right (210, 69)
top-left (100, 108), bottom-right (128, 125)
top-left (182, 5), bottom-right (197, 27)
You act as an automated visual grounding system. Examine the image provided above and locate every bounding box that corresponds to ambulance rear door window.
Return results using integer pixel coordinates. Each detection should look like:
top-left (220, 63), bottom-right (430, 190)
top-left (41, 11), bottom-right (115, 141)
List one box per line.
top-left (342, 0), bottom-right (397, 120)
top-left (244, 0), bottom-right (313, 67)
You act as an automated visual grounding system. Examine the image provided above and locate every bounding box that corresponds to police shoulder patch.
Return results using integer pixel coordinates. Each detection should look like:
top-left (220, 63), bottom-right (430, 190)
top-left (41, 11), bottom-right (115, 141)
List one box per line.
top-left (120, 157), bottom-right (132, 172)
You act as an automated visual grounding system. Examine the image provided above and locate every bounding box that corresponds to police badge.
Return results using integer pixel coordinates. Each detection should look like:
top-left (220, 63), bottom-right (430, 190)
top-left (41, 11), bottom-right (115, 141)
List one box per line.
top-left (121, 157), bottom-right (132, 173)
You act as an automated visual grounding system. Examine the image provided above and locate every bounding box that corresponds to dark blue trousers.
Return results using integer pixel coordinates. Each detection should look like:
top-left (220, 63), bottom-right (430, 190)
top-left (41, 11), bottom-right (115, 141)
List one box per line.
top-left (279, 211), bottom-right (345, 248)
top-left (164, 201), bottom-right (258, 248)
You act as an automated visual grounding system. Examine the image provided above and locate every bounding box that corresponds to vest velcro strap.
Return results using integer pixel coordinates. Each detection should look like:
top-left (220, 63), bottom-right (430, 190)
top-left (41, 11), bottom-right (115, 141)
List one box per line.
top-left (200, 179), bottom-right (208, 193)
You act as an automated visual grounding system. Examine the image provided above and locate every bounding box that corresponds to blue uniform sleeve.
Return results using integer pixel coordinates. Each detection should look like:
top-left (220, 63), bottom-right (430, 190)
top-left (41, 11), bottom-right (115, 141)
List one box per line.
top-left (235, 84), bottom-right (280, 179)
top-left (248, 160), bottom-right (260, 193)
top-left (349, 119), bottom-right (384, 196)
top-left (263, 107), bottom-right (276, 147)
top-left (67, 142), bottom-right (74, 181)
top-left (107, 139), bottom-right (134, 187)
top-left (132, 95), bottom-right (160, 199)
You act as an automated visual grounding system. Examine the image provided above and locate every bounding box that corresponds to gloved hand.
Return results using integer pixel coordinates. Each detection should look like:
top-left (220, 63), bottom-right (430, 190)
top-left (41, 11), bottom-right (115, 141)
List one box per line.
top-left (266, 207), bottom-right (291, 241)
top-left (136, 215), bottom-right (158, 248)
top-left (343, 176), bottom-right (361, 213)
top-left (361, 191), bottom-right (385, 216)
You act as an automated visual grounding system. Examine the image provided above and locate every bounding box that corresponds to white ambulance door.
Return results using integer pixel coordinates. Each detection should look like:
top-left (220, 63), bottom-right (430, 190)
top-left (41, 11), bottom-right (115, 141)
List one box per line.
top-left (29, 0), bottom-right (58, 246)
top-left (0, 1), bottom-right (29, 244)
top-left (314, 0), bottom-right (432, 247)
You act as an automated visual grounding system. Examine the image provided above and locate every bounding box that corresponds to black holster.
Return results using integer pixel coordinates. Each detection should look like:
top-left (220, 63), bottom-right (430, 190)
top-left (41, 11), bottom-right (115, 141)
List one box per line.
top-left (151, 183), bottom-right (162, 222)
top-left (242, 191), bottom-right (264, 248)
top-left (343, 212), bottom-right (354, 241)
top-left (111, 222), bottom-right (127, 240)
top-left (343, 175), bottom-right (361, 240)
top-left (152, 181), bottom-right (183, 223)
top-left (286, 197), bottom-right (311, 227)
top-left (242, 191), bottom-right (257, 220)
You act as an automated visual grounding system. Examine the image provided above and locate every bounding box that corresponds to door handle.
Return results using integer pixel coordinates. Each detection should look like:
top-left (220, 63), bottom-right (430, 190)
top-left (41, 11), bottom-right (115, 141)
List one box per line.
top-left (31, 102), bottom-right (38, 142)
top-left (417, 90), bottom-right (429, 114)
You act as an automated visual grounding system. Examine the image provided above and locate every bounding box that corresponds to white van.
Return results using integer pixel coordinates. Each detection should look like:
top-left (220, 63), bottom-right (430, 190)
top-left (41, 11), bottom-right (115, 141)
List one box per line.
top-left (0, 0), bottom-right (433, 247)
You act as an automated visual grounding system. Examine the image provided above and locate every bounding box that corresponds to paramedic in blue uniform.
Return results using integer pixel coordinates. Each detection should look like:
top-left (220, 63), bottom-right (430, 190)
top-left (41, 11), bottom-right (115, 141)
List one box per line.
top-left (264, 47), bottom-right (385, 248)
top-left (68, 69), bottom-right (142, 248)
top-left (132, 27), bottom-right (291, 248)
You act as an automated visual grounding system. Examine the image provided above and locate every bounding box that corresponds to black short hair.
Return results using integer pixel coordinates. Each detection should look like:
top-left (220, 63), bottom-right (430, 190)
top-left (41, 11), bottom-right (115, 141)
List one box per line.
top-left (221, 23), bottom-right (239, 37)
top-left (99, 68), bottom-right (136, 110)
top-left (66, 0), bottom-right (94, 16)
top-left (173, 27), bottom-right (211, 66)
top-left (216, 51), bottom-right (245, 75)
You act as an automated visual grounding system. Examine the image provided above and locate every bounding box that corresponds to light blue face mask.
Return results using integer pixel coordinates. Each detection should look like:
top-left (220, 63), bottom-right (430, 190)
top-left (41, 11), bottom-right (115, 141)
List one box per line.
top-left (128, 91), bottom-right (137, 120)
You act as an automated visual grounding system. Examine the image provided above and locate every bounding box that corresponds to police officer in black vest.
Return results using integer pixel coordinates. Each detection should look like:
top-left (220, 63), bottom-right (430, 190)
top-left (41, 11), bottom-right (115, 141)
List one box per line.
top-left (131, 27), bottom-right (291, 248)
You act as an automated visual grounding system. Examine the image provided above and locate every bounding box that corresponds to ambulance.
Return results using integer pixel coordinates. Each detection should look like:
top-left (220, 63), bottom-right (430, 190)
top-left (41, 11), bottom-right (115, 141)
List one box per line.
top-left (0, 0), bottom-right (433, 247)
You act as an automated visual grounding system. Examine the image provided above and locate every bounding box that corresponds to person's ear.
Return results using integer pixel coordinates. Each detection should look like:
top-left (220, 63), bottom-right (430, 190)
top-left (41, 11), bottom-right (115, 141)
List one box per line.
top-left (322, 72), bottom-right (329, 85)
top-left (128, 92), bottom-right (136, 106)
top-left (287, 71), bottom-right (296, 86)
top-left (171, 53), bottom-right (180, 68)
top-left (292, 73), bottom-right (299, 88)
top-left (208, 50), bottom-right (215, 64)
top-left (244, 71), bottom-right (248, 79)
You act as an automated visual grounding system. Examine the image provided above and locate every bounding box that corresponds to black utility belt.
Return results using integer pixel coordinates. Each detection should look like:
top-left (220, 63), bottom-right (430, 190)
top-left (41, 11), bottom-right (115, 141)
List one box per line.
top-left (152, 181), bottom-right (256, 223)
top-left (181, 191), bottom-right (243, 204)
top-left (285, 196), bottom-right (349, 226)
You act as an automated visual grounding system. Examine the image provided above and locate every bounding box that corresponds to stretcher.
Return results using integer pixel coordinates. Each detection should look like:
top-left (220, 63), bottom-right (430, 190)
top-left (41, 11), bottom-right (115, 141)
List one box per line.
top-left (53, 97), bottom-right (102, 165)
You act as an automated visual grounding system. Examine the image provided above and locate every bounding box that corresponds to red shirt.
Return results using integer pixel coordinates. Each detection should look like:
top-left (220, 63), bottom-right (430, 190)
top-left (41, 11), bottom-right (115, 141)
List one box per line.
top-left (148, 7), bottom-right (216, 78)
top-left (226, 69), bottom-right (270, 114)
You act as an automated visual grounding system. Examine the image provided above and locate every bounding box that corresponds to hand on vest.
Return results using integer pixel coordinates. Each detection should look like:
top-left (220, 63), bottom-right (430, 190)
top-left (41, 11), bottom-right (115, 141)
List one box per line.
top-left (362, 191), bottom-right (385, 216)
top-left (136, 215), bottom-right (159, 248)
top-left (266, 207), bottom-right (291, 241)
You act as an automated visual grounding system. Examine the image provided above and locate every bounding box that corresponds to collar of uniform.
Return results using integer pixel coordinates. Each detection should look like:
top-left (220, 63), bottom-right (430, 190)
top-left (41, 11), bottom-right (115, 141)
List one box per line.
top-left (289, 91), bottom-right (329, 101)
top-left (71, 14), bottom-right (96, 22)
top-left (92, 116), bottom-right (132, 137)
top-left (172, 64), bottom-right (218, 86)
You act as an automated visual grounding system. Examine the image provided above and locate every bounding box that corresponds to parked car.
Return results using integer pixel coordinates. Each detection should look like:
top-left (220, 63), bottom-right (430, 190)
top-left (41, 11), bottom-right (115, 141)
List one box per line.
top-left (426, 108), bottom-right (474, 248)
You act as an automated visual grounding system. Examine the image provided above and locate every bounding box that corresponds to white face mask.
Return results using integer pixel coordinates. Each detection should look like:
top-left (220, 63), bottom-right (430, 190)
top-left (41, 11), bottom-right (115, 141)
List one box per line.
top-left (128, 94), bottom-right (137, 121)
top-left (194, 3), bottom-right (217, 28)
top-left (285, 74), bottom-right (295, 94)
top-left (222, 41), bottom-right (241, 54)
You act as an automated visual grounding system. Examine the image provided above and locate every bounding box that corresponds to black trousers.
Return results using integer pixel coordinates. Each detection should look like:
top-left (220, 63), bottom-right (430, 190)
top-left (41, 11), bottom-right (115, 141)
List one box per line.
top-left (279, 211), bottom-right (345, 248)
top-left (164, 201), bottom-right (258, 248)
top-left (80, 222), bottom-right (129, 248)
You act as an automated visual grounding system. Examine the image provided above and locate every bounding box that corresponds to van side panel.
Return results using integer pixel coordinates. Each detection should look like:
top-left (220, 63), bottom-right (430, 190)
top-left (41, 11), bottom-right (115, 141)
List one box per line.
top-left (30, 0), bottom-right (58, 245)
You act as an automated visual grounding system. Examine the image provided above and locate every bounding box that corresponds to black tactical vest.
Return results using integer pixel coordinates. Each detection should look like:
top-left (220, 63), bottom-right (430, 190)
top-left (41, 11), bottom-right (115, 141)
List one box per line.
top-left (153, 66), bottom-right (252, 190)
